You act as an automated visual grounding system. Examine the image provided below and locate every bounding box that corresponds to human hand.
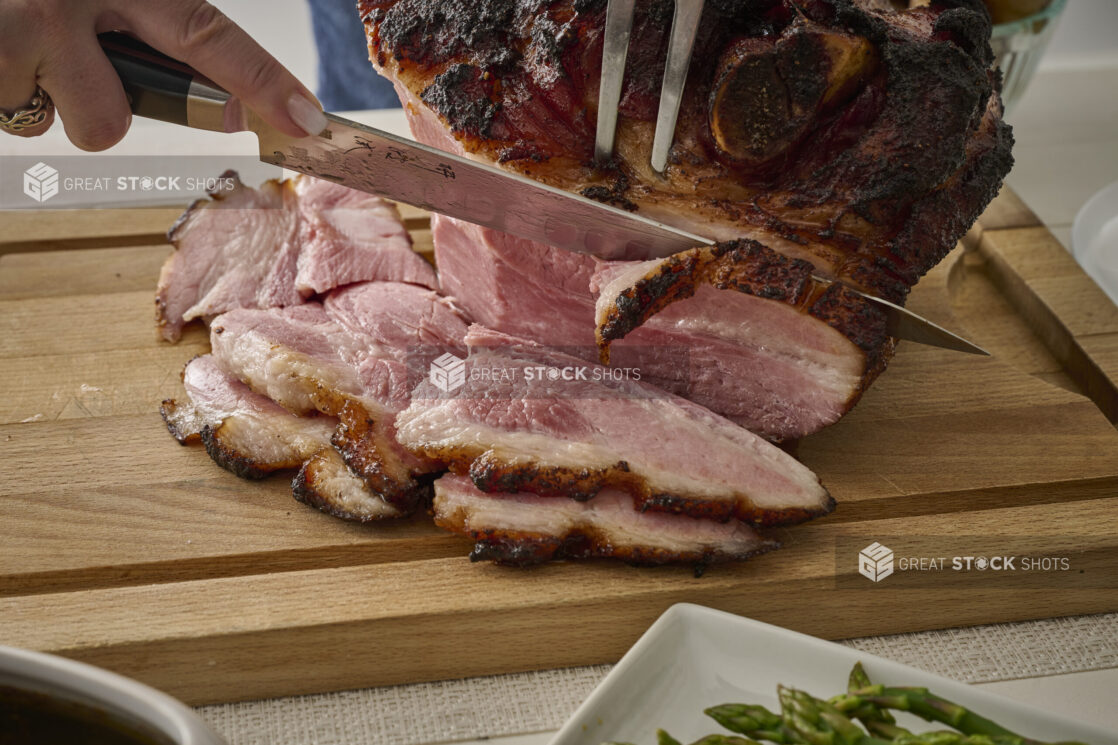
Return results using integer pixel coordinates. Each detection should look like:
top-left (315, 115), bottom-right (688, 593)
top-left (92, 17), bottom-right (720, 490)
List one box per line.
top-left (0, 0), bottom-right (326, 149)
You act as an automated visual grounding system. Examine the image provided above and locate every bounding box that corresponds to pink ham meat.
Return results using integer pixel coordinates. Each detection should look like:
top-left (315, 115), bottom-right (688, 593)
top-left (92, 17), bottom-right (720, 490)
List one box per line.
top-left (432, 214), bottom-right (877, 440)
top-left (395, 326), bottom-right (832, 526)
top-left (591, 240), bottom-right (889, 439)
top-left (161, 355), bottom-right (403, 520)
top-left (156, 173), bottom-right (436, 342)
top-left (292, 175), bottom-right (431, 295)
top-left (209, 281), bottom-right (469, 512)
top-left (363, 0), bottom-right (1011, 442)
top-left (433, 214), bottom-right (595, 347)
top-left (162, 354), bottom-right (336, 473)
top-left (433, 474), bottom-right (778, 569)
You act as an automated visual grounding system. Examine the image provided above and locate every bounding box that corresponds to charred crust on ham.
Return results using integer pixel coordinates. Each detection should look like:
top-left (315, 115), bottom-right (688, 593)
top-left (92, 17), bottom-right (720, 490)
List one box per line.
top-left (294, 386), bottom-right (434, 512)
top-left (159, 398), bottom-right (201, 444)
top-left (360, 0), bottom-right (540, 69)
top-left (292, 461), bottom-right (340, 516)
top-left (366, 0), bottom-right (1011, 301)
top-left (640, 492), bottom-right (836, 528)
top-left (330, 400), bottom-right (430, 512)
top-left (596, 240), bottom-right (886, 373)
top-left (467, 531), bottom-right (564, 565)
top-left (411, 444), bottom-right (832, 526)
top-left (468, 450), bottom-right (631, 501)
top-left (292, 451), bottom-right (420, 521)
top-left (421, 64), bottom-right (501, 138)
top-left (458, 528), bottom-right (781, 569)
top-left (199, 424), bottom-right (275, 479)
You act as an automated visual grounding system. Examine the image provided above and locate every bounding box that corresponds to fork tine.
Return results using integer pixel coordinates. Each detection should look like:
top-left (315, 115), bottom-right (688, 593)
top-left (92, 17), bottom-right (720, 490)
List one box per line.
top-left (650, 0), bottom-right (705, 174)
top-left (594, 0), bottom-right (637, 163)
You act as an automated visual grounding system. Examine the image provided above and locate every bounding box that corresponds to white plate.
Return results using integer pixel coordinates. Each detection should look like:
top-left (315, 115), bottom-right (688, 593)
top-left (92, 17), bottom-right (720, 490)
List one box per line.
top-left (549, 604), bottom-right (1117, 745)
top-left (1073, 179), bottom-right (1118, 308)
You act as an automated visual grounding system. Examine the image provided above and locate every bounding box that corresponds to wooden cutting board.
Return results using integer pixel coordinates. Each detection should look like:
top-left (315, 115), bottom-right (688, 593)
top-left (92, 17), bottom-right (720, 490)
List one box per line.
top-left (1, 188), bottom-right (1116, 705)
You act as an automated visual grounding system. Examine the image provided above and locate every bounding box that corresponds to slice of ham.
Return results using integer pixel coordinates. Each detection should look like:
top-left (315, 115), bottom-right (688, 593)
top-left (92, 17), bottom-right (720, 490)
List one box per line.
top-left (432, 213), bottom-right (881, 439)
top-left (161, 355), bottom-right (403, 520)
top-left (156, 172), bottom-right (437, 342)
top-left (396, 326), bottom-right (833, 526)
top-left (433, 213), bottom-right (597, 348)
top-left (162, 354), bottom-right (337, 476)
top-left (292, 175), bottom-right (433, 295)
top-left (294, 447), bottom-right (404, 521)
top-left (209, 281), bottom-right (469, 511)
top-left (433, 474), bottom-right (778, 568)
top-left (591, 240), bottom-right (892, 439)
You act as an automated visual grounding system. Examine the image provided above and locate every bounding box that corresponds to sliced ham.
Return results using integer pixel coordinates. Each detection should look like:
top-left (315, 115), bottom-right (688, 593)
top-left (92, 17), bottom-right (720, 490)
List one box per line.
top-left (292, 176), bottom-right (434, 295)
top-left (433, 474), bottom-right (778, 568)
top-left (161, 355), bottom-right (336, 476)
top-left (161, 355), bottom-right (403, 520)
top-left (364, 0), bottom-right (1012, 439)
top-left (396, 326), bottom-right (833, 526)
top-left (209, 281), bottom-right (469, 511)
top-left (156, 173), bottom-right (436, 342)
top-left (294, 447), bottom-right (405, 521)
top-left (592, 240), bottom-right (892, 439)
top-left (433, 213), bottom-right (596, 347)
top-left (433, 214), bottom-right (882, 440)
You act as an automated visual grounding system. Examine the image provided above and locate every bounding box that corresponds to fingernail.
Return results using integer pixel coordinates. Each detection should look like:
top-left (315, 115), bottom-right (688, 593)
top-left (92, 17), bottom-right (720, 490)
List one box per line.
top-left (287, 92), bottom-right (327, 137)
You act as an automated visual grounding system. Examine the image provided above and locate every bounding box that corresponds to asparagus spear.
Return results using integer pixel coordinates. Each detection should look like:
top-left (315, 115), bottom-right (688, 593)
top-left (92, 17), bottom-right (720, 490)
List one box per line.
top-left (779, 685), bottom-right (1085, 745)
top-left (705, 703), bottom-right (809, 743)
top-left (611, 663), bottom-right (1094, 745)
top-left (688, 735), bottom-right (766, 745)
top-left (842, 663), bottom-right (904, 738)
top-left (780, 684), bottom-right (878, 745)
top-left (659, 730), bottom-right (684, 745)
top-left (831, 686), bottom-right (1088, 745)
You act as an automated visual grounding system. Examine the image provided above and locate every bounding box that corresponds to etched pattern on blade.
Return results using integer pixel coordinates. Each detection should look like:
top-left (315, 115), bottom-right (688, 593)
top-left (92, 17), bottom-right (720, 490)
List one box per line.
top-left (255, 114), bottom-right (707, 260)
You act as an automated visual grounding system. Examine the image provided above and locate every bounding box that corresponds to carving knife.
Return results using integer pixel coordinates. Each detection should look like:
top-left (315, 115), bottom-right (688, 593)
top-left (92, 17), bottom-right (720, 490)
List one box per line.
top-left (98, 32), bottom-right (988, 356)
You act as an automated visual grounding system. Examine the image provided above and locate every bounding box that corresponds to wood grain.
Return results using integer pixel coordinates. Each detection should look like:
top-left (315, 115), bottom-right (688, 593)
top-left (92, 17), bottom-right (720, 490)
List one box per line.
top-left (0, 245), bottom-right (173, 300)
top-left (0, 347), bottom-right (205, 424)
top-left (1, 185), bottom-right (1116, 703)
top-left (2, 498), bottom-right (1114, 705)
top-left (976, 223), bottom-right (1118, 422)
top-left (0, 208), bottom-right (183, 255)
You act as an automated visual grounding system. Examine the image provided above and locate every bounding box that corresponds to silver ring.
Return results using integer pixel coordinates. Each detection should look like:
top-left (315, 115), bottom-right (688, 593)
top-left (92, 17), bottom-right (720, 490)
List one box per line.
top-left (0, 85), bottom-right (54, 133)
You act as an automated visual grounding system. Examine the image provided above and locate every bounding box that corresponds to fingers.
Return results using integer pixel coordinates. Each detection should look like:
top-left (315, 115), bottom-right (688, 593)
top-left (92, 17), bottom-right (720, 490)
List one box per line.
top-left (0, 69), bottom-right (39, 113)
top-left (36, 30), bottom-right (131, 150)
top-left (0, 1), bottom-right (53, 137)
top-left (124, 0), bottom-right (326, 137)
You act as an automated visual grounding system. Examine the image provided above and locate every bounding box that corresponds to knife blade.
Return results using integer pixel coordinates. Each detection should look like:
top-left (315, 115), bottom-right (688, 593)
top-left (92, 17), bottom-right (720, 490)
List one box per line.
top-left (253, 111), bottom-right (707, 261)
top-left (99, 32), bottom-right (988, 356)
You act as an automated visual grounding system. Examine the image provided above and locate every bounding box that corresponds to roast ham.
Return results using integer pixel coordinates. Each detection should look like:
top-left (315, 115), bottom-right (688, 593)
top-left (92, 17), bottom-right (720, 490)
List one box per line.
top-left (156, 173), bottom-right (436, 341)
top-left (433, 474), bottom-right (779, 568)
top-left (396, 326), bottom-right (833, 526)
top-left (161, 355), bottom-right (403, 520)
top-left (361, 0), bottom-right (1012, 437)
top-left (156, 0), bottom-right (1012, 568)
top-left (208, 281), bottom-right (469, 513)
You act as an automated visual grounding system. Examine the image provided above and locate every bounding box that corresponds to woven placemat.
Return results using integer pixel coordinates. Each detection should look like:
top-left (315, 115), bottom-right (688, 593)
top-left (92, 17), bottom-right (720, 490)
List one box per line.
top-left (197, 612), bottom-right (1118, 745)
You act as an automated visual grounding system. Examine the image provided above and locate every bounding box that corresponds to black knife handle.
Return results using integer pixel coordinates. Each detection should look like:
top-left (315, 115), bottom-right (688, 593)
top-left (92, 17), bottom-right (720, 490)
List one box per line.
top-left (99, 31), bottom-right (229, 131)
